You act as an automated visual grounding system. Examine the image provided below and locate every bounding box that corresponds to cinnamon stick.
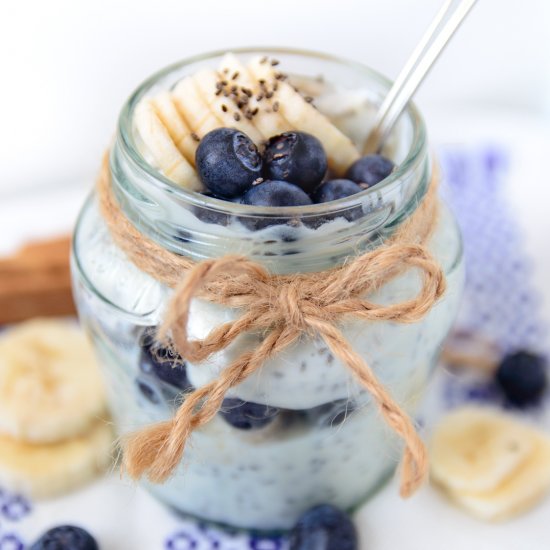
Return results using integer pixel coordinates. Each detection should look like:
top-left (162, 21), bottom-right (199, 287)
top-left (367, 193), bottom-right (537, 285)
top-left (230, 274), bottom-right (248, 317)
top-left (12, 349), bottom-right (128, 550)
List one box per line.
top-left (0, 235), bottom-right (76, 325)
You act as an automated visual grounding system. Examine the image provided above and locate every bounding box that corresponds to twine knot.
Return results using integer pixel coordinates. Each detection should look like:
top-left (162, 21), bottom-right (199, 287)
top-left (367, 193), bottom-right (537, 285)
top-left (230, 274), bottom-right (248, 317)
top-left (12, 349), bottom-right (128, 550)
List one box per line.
top-left (277, 280), bottom-right (314, 332)
top-left (96, 154), bottom-right (446, 498)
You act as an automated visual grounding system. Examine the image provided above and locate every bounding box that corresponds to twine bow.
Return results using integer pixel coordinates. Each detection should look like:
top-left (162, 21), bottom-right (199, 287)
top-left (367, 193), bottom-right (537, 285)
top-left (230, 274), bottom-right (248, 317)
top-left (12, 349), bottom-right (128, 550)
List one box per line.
top-left (97, 155), bottom-right (446, 497)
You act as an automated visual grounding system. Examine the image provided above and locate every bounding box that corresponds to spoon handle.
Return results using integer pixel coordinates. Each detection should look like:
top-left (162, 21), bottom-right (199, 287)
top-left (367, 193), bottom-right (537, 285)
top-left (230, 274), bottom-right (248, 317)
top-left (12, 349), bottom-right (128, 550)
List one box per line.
top-left (364, 0), bottom-right (478, 154)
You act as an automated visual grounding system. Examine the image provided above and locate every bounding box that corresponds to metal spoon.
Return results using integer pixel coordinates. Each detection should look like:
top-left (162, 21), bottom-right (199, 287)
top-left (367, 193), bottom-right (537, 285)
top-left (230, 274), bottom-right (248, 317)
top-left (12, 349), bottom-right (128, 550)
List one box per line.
top-left (364, 0), bottom-right (478, 154)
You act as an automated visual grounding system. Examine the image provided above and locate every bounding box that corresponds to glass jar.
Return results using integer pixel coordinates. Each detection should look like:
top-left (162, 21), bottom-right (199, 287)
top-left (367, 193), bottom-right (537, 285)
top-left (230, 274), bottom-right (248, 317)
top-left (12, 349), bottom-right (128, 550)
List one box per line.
top-left (71, 48), bottom-right (464, 532)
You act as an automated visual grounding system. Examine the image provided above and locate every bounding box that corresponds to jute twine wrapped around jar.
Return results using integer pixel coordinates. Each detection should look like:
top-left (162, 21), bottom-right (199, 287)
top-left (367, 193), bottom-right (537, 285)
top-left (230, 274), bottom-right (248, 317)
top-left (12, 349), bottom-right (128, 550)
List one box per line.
top-left (96, 154), bottom-right (446, 497)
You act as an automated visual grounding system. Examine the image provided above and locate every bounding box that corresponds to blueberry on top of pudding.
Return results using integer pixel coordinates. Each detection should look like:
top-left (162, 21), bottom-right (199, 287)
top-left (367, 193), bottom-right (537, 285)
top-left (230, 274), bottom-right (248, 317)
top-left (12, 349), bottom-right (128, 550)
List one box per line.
top-left (313, 179), bottom-right (363, 203)
top-left (240, 180), bottom-right (313, 230)
top-left (196, 128), bottom-right (263, 198)
top-left (263, 131), bottom-right (328, 194)
top-left (243, 180), bottom-right (313, 208)
top-left (346, 154), bottom-right (395, 188)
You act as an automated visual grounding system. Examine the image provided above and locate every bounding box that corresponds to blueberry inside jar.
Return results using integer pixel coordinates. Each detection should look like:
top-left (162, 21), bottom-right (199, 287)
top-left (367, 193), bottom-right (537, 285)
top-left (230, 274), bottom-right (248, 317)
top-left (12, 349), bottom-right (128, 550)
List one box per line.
top-left (71, 48), bottom-right (464, 531)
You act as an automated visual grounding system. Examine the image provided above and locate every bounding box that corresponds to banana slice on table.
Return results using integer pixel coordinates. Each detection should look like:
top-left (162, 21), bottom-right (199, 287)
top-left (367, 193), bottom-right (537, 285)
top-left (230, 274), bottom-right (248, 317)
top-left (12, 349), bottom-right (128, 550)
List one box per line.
top-left (0, 319), bottom-right (107, 443)
top-left (430, 406), bottom-right (550, 521)
top-left (0, 421), bottom-right (114, 499)
top-left (218, 53), bottom-right (292, 140)
top-left (430, 406), bottom-right (537, 494)
top-left (450, 437), bottom-right (550, 522)
top-left (248, 56), bottom-right (360, 175)
top-left (134, 98), bottom-right (203, 191)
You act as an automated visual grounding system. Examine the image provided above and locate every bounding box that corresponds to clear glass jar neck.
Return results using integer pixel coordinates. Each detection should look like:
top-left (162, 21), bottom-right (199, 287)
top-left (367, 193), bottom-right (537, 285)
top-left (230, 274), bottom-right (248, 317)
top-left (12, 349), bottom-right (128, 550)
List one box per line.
top-left (109, 48), bottom-right (429, 274)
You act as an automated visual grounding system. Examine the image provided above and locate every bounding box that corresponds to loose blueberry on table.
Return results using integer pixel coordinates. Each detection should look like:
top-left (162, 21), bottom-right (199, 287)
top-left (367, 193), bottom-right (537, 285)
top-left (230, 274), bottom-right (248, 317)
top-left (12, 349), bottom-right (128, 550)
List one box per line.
top-left (289, 504), bottom-right (358, 550)
top-left (495, 350), bottom-right (547, 407)
top-left (29, 525), bottom-right (98, 550)
top-left (193, 127), bottom-right (395, 230)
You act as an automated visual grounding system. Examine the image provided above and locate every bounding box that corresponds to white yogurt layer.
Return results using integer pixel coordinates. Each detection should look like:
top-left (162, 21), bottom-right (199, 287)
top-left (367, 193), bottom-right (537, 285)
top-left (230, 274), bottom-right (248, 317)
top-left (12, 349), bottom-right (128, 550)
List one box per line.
top-left (87, 327), bottom-right (422, 530)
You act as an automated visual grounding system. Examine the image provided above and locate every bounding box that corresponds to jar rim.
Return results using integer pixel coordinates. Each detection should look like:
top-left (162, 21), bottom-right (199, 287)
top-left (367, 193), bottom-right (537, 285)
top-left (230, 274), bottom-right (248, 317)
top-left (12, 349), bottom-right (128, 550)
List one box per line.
top-left (117, 46), bottom-right (427, 218)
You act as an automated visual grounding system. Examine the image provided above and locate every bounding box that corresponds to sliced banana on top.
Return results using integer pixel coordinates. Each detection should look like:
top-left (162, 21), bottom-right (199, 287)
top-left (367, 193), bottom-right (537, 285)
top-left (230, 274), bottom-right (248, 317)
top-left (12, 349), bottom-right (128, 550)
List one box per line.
top-left (193, 68), bottom-right (264, 145)
top-left (218, 53), bottom-right (292, 140)
top-left (134, 53), bottom-right (364, 189)
top-left (0, 319), bottom-right (108, 444)
top-left (134, 99), bottom-right (203, 191)
top-left (248, 56), bottom-right (360, 175)
top-left (172, 76), bottom-right (221, 138)
top-left (150, 91), bottom-right (197, 167)
top-left (430, 406), bottom-right (550, 521)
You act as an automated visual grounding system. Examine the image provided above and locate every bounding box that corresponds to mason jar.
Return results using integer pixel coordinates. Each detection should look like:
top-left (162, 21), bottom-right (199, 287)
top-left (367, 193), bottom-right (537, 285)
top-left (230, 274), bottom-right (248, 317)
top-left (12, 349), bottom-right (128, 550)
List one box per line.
top-left (71, 48), bottom-right (464, 532)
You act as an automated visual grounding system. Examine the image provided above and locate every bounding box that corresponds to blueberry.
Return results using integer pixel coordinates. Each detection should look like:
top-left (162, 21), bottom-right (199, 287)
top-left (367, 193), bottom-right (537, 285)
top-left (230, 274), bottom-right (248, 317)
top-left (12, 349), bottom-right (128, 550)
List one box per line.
top-left (240, 180), bottom-right (312, 230)
top-left (313, 179), bottom-right (362, 203)
top-left (193, 193), bottom-right (231, 226)
top-left (346, 154), bottom-right (395, 188)
top-left (496, 351), bottom-right (547, 406)
top-left (196, 128), bottom-right (262, 198)
top-left (289, 504), bottom-right (358, 550)
top-left (29, 525), bottom-right (98, 550)
top-left (311, 179), bottom-right (364, 225)
top-left (219, 398), bottom-right (280, 430)
top-left (174, 230), bottom-right (192, 243)
top-left (135, 375), bottom-right (163, 405)
top-left (308, 399), bottom-right (356, 427)
top-left (263, 132), bottom-right (327, 194)
top-left (139, 328), bottom-right (192, 391)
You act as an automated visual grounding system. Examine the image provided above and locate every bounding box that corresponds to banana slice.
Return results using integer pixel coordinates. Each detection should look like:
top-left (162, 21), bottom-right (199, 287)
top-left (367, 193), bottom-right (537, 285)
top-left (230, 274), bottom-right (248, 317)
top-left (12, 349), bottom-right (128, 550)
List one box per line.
top-left (449, 436), bottom-right (550, 521)
top-left (286, 73), bottom-right (330, 99)
top-left (193, 68), bottom-right (264, 144)
top-left (248, 57), bottom-right (360, 175)
top-left (430, 407), bottom-right (537, 494)
top-left (134, 99), bottom-right (203, 191)
top-left (0, 420), bottom-right (114, 499)
top-left (218, 53), bottom-right (292, 140)
top-left (151, 91), bottom-right (197, 166)
top-left (0, 319), bottom-right (107, 443)
top-left (171, 76), bottom-right (221, 139)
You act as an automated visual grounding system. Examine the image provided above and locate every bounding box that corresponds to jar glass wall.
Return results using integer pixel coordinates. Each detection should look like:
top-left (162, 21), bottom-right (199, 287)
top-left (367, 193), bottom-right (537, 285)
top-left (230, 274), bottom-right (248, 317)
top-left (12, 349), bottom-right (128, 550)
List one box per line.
top-left (71, 48), bottom-right (464, 531)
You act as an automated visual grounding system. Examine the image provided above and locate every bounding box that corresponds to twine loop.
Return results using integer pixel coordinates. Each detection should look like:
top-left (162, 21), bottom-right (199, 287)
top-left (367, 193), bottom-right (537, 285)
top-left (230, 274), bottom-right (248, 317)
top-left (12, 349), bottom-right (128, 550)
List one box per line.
top-left (96, 154), bottom-right (446, 497)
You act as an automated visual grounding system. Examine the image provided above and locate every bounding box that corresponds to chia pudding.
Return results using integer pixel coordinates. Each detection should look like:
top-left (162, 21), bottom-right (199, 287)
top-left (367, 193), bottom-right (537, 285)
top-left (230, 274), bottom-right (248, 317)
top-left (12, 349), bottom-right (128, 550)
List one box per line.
top-left (71, 49), bottom-right (464, 531)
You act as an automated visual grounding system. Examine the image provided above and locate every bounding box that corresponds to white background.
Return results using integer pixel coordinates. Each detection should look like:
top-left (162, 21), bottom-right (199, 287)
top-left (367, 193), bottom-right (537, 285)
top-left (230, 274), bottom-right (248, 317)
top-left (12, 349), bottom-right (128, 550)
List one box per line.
top-left (1, 0), bottom-right (550, 195)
